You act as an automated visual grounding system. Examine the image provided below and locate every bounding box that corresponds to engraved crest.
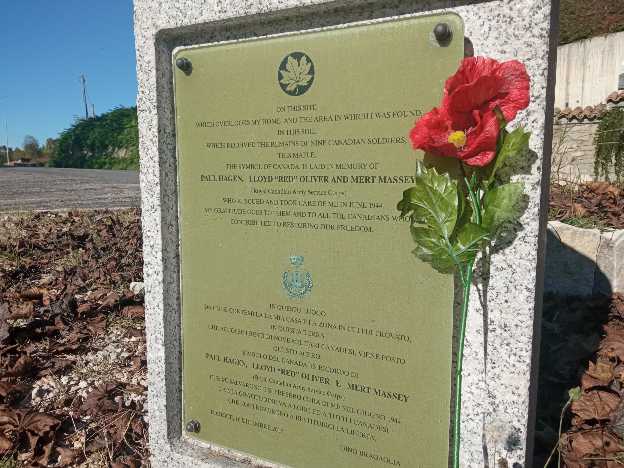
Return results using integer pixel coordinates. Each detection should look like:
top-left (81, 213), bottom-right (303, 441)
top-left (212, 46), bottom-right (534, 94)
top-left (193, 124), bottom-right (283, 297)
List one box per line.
top-left (278, 52), bottom-right (315, 96)
top-left (282, 255), bottom-right (312, 299)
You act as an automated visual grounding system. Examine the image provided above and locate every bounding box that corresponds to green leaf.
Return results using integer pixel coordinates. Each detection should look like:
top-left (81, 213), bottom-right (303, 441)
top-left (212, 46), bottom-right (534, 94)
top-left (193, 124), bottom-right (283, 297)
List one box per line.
top-left (488, 128), bottom-right (530, 185)
top-left (397, 162), bottom-right (461, 274)
top-left (452, 223), bottom-right (489, 265)
top-left (397, 187), bottom-right (414, 217)
top-left (481, 182), bottom-right (524, 233)
top-left (410, 161), bottom-right (459, 237)
top-left (410, 225), bottom-right (456, 274)
top-left (410, 222), bottom-right (488, 274)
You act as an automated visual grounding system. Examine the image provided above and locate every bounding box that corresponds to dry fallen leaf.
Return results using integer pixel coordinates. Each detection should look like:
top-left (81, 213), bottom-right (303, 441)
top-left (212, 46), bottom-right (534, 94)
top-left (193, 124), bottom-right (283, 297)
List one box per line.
top-left (56, 446), bottom-right (82, 466)
top-left (0, 434), bottom-right (12, 453)
top-left (0, 303), bottom-right (9, 342)
top-left (121, 305), bottom-right (144, 319)
top-left (0, 210), bottom-right (147, 465)
top-left (9, 301), bottom-right (35, 319)
top-left (571, 390), bottom-right (620, 421)
top-left (2, 355), bottom-right (33, 378)
top-left (86, 315), bottom-right (107, 335)
top-left (562, 428), bottom-right (623, 468)
top-left (587, 358), bottom-right (615, 384)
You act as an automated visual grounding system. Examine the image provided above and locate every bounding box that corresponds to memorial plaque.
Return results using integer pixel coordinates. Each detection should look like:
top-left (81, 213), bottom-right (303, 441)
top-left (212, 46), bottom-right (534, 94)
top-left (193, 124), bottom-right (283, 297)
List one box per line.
top-left (174, 14), bottom-right (463, 467)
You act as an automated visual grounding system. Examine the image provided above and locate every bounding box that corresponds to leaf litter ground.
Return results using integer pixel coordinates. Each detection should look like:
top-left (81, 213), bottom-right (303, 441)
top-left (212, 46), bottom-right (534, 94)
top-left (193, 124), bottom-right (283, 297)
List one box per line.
top-left (535, 293), bottom-right (624, 467)
top-left (549, 182), bottom-right (624, 230)
top-left (0, 210), bottom-right (147, 467)
top-left (3, 208), bottom-right (624, 468)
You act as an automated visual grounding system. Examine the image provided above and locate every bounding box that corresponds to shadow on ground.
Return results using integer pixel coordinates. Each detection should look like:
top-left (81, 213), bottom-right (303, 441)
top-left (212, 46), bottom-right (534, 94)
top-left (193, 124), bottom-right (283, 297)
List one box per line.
top-left (533, 229), bottom-right (614, 466)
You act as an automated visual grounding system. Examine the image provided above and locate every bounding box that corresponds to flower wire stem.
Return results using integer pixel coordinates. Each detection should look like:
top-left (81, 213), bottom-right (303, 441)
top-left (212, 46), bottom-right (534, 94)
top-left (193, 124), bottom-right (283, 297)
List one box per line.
top-left (453, 167), bottom-right (482, 468)
top-left (453, 262), bottom-right (473, 468)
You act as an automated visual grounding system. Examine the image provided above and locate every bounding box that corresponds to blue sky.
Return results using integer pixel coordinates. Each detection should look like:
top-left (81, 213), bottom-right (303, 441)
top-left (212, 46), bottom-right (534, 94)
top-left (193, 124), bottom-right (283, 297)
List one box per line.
top-left (0, 0), bottom-right (137, 148)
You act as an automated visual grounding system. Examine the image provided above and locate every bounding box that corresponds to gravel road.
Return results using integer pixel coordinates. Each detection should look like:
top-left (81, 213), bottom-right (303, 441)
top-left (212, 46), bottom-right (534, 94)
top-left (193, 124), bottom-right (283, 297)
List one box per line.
top-left (0, 167), bottom-right (140, 212)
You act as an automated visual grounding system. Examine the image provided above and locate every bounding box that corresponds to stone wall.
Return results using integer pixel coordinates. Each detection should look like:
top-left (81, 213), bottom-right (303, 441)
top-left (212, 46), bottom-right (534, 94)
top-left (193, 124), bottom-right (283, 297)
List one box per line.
top-left (551, 121), bottom-right (599, 182)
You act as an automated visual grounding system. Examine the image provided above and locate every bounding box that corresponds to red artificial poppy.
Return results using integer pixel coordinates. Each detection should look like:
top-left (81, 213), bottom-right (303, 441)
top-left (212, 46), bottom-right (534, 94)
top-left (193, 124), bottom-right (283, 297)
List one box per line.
top-left (409, 107), bottom-right (500, 167)
top-left (409, 56), bottom-right (530, 167)
top-left (443, 57), bottom-right (530, 129)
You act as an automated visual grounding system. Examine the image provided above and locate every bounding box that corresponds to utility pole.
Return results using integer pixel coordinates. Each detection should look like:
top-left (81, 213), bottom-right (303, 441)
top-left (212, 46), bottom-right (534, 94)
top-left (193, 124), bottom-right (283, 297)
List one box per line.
top-left (0, 96), bottom-right (8, 165)
top-left (91, 103), bottom-right (96, 118)
top-left (80, 74), bottom-right (89, 119)
top-left (4, 120), bottom-right (8, 165)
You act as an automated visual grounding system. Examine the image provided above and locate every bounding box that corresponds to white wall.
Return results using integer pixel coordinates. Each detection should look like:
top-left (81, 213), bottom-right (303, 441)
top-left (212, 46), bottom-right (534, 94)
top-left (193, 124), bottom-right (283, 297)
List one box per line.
top-left (556, 30), bottom-right (624, 109)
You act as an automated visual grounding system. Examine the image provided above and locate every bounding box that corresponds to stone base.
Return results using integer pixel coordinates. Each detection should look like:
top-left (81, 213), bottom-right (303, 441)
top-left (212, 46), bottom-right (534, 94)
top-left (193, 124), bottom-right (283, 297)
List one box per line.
top-left (545, 221), bottom-right (624, 296)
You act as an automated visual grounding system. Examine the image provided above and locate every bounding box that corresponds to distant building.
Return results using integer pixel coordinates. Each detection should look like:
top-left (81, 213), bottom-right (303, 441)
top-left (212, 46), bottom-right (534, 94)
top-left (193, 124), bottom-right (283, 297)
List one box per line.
top-left (4, 158), bottom-right (39, 167)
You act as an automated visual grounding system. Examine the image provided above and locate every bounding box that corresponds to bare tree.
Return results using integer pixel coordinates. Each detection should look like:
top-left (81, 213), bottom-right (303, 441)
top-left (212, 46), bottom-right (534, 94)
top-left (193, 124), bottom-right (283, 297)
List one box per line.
top-left (22, 135), bottom-right (40, 161)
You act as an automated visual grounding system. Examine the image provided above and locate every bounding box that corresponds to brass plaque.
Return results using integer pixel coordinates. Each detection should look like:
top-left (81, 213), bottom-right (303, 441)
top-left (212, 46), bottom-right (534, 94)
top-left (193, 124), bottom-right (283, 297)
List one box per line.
top-left (174, 14), bottom-right (463, 468)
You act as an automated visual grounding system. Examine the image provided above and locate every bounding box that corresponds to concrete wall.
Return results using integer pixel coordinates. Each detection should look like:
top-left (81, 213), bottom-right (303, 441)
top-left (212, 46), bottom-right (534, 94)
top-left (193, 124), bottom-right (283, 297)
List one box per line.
top-left (551, 121), bottom-right (599, 181)
top-left (555, 31), bottom-right (624, 108)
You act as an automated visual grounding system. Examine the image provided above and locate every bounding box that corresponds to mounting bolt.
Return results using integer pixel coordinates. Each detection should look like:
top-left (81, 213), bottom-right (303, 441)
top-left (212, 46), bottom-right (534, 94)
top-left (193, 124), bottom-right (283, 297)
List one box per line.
top-left (185, 420), bottom-right (200, 433)
top-left (433, 23), bottom-right (452, 44)
top-left (176, 57), bottom-right (192, 75)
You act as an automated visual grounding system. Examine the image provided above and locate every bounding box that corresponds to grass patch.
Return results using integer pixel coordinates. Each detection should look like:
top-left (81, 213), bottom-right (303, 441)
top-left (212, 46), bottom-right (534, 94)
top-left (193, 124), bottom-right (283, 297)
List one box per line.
top-left (550, 212), bottom-right (611, 230)
top-left (0, 457), bottom-right (19, 468)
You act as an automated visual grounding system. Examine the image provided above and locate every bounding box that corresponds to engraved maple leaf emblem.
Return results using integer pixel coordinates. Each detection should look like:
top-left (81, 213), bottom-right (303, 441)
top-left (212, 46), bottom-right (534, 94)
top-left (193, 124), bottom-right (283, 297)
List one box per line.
top-left (279, 54), bottom-right (313, 94)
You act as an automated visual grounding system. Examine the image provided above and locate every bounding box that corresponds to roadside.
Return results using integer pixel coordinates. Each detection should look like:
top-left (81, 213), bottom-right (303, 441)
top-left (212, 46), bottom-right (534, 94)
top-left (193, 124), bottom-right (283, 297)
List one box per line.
top-left (0, 168), bottom-right (140, 213)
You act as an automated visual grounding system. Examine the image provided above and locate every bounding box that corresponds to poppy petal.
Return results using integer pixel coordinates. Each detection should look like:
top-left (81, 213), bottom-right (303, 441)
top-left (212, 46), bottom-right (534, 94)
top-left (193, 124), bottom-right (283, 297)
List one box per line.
top-left (495, 60), bottom-right (530, 122)
top-left (462, 150), bottom-right (497, 167)
top-left (458, 111), bottom-right (500, 165)
top-left (409, 108), bottom-right (458, 158)
top-left (447, 75), bottom-right (502, 114)
top-left (444, 57), bottom-right (500, 96)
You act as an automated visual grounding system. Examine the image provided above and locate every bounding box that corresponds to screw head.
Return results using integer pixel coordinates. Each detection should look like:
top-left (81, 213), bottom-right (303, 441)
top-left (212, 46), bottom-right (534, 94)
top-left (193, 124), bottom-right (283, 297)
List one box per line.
top-left (433, 23), bottom-right (452, 43)
top-left (185, 419), bottom-right (200, 433)
top-left (176, 57), bottom-right (192, 75)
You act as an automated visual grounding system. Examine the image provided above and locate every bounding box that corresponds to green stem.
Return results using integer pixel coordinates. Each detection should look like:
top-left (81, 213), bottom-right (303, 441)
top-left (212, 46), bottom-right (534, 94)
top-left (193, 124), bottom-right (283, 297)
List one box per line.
top-left (464, 176), bottom-right (482, 224)
top-left (452, 262), bottom-right (473, 468)
top-left (542, 398), bottom-right (571, 468)
top-left (452, 168), bottom-right (483, 468)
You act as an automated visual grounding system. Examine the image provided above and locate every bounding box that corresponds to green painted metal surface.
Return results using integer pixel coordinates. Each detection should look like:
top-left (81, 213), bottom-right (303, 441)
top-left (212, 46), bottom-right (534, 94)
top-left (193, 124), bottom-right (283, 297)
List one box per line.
top-left (174, 13), bottom-right (463, 467)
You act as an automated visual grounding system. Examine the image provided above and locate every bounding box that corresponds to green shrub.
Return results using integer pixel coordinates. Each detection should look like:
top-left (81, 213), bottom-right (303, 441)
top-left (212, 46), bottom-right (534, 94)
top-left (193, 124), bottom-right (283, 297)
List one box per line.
top-left (560, 0), bottom-right (624, 44)
top-left (594, 107), bottom-right (624, 183)
top-left (50, 107), bottom-right (139, 170)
